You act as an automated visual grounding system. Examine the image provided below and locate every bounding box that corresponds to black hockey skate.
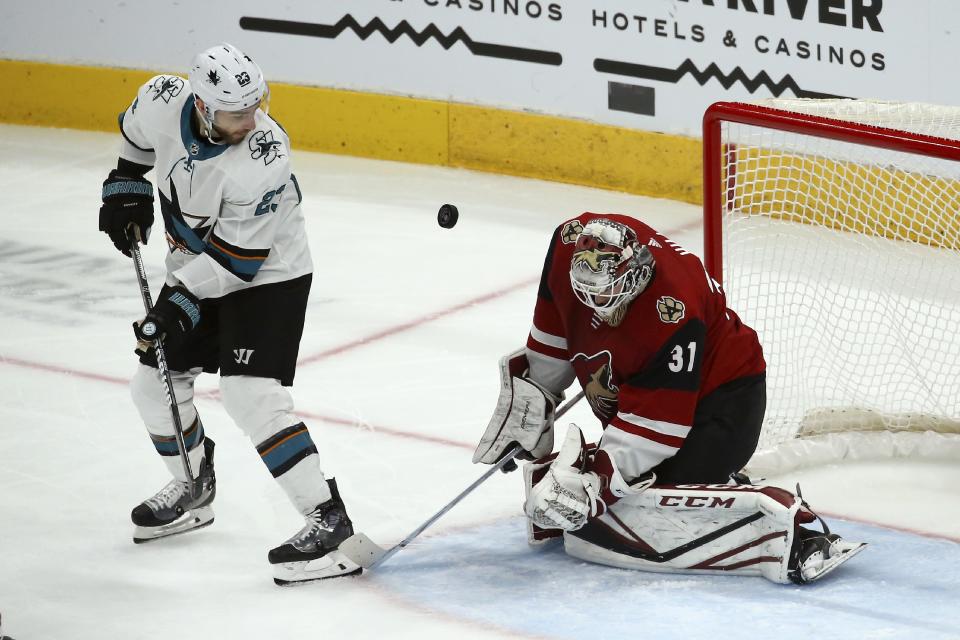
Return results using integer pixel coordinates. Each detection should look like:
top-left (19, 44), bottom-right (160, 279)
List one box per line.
top-left (788, 525), bottom-right (867, 584)
top-left (131, 438), bottom-right (216, 543)
top-left (269, 478), bottom-right (361, 585)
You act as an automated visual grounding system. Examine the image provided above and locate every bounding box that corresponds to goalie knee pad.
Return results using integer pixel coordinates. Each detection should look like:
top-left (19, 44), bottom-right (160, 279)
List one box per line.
top-left (561, 483), bottom-right (863, 584)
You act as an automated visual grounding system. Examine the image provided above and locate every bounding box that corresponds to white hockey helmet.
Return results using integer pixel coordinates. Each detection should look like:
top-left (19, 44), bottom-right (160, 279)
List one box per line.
top-left (569, 218), bottom-right (655, 317)
top-left (188, 43), bottom-right (269, 130)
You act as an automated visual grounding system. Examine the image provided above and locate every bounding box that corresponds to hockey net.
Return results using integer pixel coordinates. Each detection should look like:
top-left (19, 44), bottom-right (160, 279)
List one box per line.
top-left (703, 99), bottom-right (960, 475)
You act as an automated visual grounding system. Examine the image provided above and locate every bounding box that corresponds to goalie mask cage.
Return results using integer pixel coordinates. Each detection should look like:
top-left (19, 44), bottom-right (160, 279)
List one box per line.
top-left (703, 99), bottom-right (960, 475)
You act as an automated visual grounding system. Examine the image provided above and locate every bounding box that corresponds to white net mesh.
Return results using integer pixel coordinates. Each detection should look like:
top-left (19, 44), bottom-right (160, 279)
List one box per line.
top-left (714, 99), bottom-right (960, 470)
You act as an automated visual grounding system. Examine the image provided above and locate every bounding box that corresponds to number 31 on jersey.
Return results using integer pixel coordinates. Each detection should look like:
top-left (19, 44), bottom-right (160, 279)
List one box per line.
top-left (669, 341), bottom-right (697, 373)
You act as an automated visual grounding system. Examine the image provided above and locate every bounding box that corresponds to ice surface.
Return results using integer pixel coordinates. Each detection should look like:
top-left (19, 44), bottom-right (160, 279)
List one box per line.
top-left (0, 125), bottom-right (956, 640)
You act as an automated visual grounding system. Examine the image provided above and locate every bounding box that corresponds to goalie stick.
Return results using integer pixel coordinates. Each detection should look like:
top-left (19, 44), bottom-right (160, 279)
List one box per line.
top-left (129, 235), bottom-right (198, 497)
top-left (339, 389), bottom-right (586, 570)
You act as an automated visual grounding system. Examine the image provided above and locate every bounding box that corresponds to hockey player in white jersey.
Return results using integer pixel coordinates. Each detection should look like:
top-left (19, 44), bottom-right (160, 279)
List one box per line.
top-left (98, 43), bottom-right (360, 585)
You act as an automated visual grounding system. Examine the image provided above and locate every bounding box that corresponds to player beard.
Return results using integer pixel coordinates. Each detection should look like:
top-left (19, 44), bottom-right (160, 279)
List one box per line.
top-left (216, 127), bottom-right (249, 146)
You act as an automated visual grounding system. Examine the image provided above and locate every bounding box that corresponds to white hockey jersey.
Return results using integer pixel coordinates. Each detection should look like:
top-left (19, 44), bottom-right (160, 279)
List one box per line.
top-left (117, 74), bottom-right (312, 300)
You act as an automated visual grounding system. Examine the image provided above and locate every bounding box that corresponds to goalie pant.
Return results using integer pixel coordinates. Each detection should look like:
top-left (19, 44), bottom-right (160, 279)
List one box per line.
top-left (524, 466), bottom-right (820, 584)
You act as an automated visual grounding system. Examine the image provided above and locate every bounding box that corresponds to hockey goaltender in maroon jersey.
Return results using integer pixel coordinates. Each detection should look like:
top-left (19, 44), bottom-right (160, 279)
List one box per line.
top-left (473, 213), bottom-right (866, 584)
top-left (528, 212), bottom-right (765, 484)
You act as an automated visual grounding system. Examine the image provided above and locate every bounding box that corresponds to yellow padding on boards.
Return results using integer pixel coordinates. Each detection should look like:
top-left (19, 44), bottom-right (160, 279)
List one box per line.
top-left (3, 60), bottom-right (154, 131)
top-left (0, 60), bottom-right (449, 164)
top-left (1, 59), bottom-right (703, 205)
top-left (729, 147), bottom-right (960, 250)
top-left (268, 83), bottom-right (448, 166)
top-left (450, 104), bottom-right (703, 205)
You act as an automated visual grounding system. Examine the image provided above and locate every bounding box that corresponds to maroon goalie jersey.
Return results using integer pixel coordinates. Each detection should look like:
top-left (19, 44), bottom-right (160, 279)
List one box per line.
top-left (526, 213), bottom-right (765, 479)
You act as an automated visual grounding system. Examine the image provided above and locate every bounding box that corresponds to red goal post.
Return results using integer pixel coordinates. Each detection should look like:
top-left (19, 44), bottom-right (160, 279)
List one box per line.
top-left (702, 99), bottom-right (960, 474)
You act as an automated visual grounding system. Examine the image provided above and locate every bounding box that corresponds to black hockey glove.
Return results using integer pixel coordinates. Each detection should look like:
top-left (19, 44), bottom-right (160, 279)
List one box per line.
top-left (133, 286), bottom-right (201, 349)
top-left (99, 168), bottom-right (154, 256)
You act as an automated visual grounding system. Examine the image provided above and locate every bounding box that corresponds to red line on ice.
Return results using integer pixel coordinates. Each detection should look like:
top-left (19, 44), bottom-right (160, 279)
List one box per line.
top-left (293, 216), bottom-right (704, 367)
top-left (296, 276), bottom-right (539, 366)
top-left (0, 355), bottom-right (473, 451)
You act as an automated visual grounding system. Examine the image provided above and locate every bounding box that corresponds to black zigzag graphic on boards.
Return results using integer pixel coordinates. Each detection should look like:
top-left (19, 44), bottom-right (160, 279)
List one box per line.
top-left (595, 58), bottom-right (845, 99)
top-left (240, 15), bottom-right (562, 66)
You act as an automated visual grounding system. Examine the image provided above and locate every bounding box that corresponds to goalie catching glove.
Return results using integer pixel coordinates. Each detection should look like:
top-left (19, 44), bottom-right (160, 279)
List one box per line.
top-left (525, 424), bottom-right (654, 532)
top-left (473, 348), bottom-right (563, 465)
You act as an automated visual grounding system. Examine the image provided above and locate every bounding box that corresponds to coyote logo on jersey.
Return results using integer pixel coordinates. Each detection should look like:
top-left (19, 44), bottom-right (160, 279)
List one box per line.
top-left (657, 296), bottom-right (685, 323)
top-left (572, 351), bottom-right (619, 422)
top-left (249, 130), bottom-right (284, 166)
top-left (561, 220), bottom-right (584, 244)
top-left (150, 76), bottom-right (184, 103)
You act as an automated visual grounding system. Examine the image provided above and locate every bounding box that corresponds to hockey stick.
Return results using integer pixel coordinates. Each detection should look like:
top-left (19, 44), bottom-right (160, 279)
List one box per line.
top-left (129, 236), bottom-right (197, 497)
top-left (339, 389), bottom-right (586, 570)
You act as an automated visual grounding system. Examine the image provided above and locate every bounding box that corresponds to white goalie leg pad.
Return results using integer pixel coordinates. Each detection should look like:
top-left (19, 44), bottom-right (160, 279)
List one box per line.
top-left (562, 484), bottom-right (805, 583)
top-left (220, 376), bottom-right (331, 511)
top-left (130, 364), bottom-right (205, 481)
top-left (474, 348), bottom-right (561, 464)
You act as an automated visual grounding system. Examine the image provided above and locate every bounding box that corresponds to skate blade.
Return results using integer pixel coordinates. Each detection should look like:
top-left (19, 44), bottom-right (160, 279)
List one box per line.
top-left (272, 550), bottom-right (363, 586)
top-left (802, 541), bottom-right (867, 583)
top-left (133, 506), bottom-right (215, 544)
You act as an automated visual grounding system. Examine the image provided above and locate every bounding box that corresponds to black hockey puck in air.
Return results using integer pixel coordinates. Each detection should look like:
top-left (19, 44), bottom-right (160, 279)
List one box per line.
top-left (438, 203), bottom-right (459, 228)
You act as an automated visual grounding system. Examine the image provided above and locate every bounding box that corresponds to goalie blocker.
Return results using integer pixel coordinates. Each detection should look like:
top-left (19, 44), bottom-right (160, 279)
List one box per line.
top-left (524, 440), bottom-right (866, 585)
top-left (473, 347), bottom-right (563, 465)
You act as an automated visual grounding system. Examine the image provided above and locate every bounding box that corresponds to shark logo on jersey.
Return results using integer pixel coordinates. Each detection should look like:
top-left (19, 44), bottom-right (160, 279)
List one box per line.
top-left (159, 181), bottom-right (211, 255)
top-left (178, 209), bottom-right (211, 231)
top-left (206, 69), bottom-right (221, 86)
top-left (561, 220), bottom-right (584, 244)
top-left (657, 296), bottom-right (685, 323)
top-left (249, 130), bottom-right (284, 166)
top-left (151, 76), bottom-right (184, 103)
top-left (571, 351), bottom-right (619, 422)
